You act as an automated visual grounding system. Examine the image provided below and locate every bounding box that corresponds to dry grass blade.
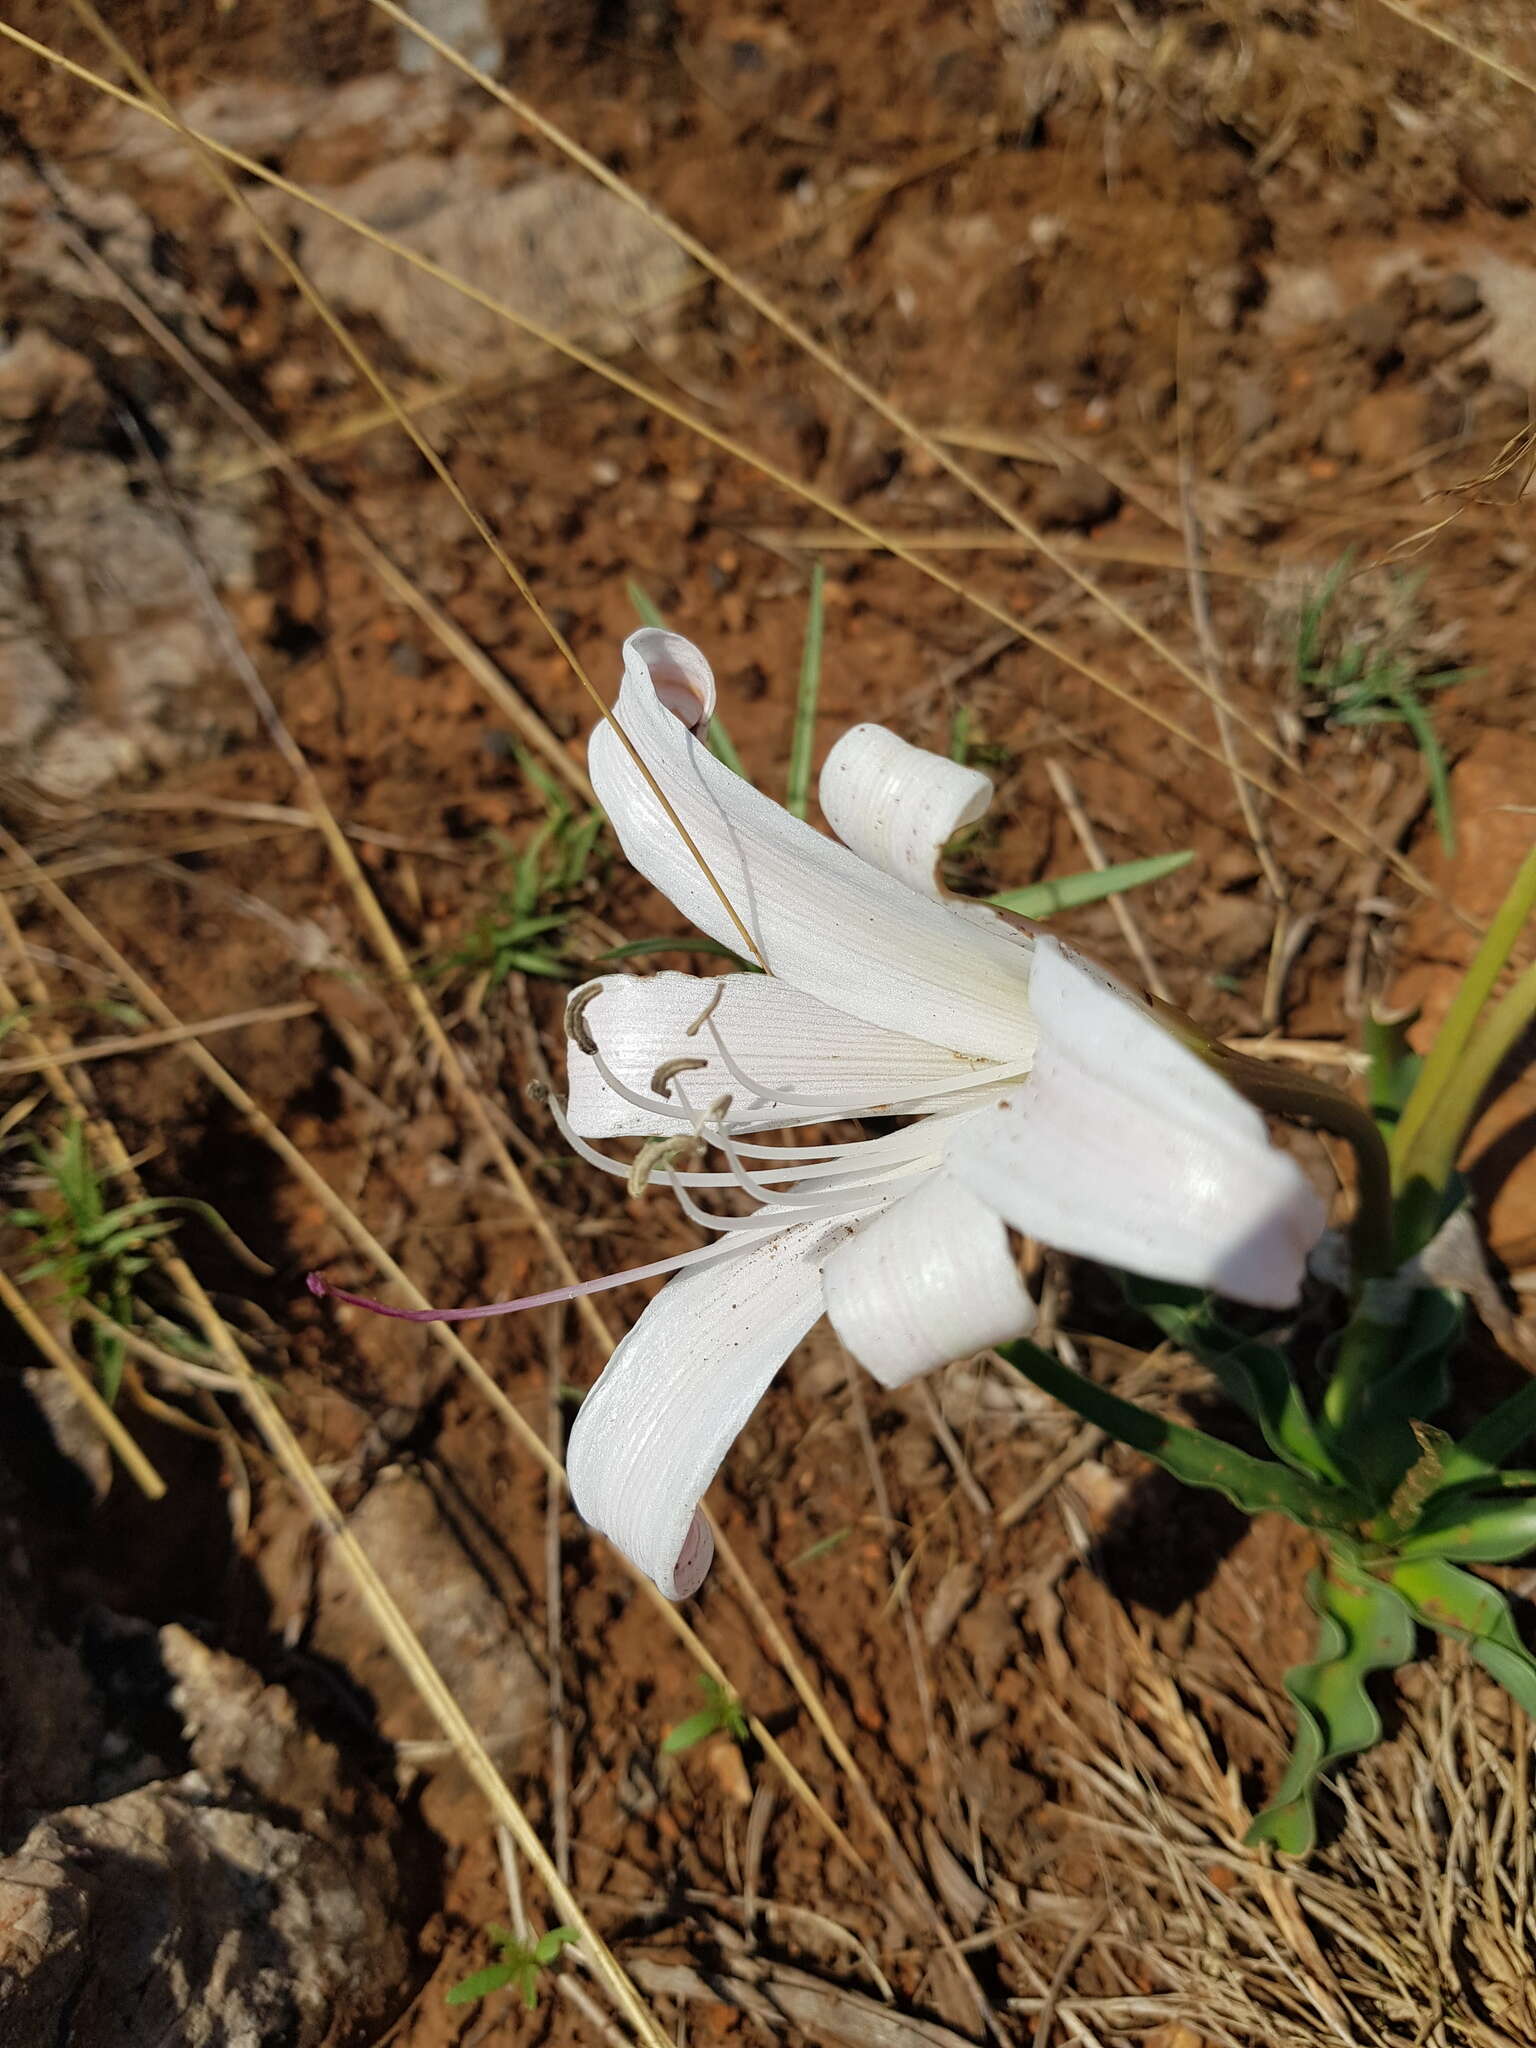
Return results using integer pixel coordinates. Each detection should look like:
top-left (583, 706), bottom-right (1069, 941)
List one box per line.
top-left (1042, 758), bottom-right (1170, 1002)
top-left (0, 22), bottom-right (1461, 915)
top-left (1369, 0), bottom-right (1536, 97)
top-left (0, 1000), bottom-right (316, 1079)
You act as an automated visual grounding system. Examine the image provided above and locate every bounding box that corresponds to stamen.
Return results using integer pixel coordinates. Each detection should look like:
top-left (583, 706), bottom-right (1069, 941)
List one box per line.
top-left (305, 1230), bottom-right (764, 1324)
top-left (651, 1054), bottom-right (709, 1098)
top-left (628, 1133), bottom-right (702, 1199)
top-left (685, 982), bottom-right (726, 1037)
top-left (565, 980), bottom-right (603, 1054)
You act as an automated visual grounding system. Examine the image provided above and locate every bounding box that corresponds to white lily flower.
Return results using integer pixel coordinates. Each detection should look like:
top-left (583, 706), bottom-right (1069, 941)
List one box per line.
top-left (550, 630), bottom-right (1327, 1599)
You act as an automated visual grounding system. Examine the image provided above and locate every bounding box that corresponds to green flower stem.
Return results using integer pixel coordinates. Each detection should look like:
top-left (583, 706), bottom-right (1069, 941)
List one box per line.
top-left (1211, 1048), bottom-right (1395, 1284)
top-left (1401, 957), bottom-right (1536, 1200)
top-left (1391, 842), bottom-right (1536, 1175)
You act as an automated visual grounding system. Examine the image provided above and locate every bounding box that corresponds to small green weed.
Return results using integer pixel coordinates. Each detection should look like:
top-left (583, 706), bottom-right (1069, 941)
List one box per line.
top-left (4, 1119), bottom-right (255, 1402)
top-left (445, 1924), bottom-right (579, 2010)
top-left (1292, 550), bottom-right (1467, 854)
top-left (434, 753), bottom-right (604, 987)
top-left (660, 1673), bottom-right (748, 1753)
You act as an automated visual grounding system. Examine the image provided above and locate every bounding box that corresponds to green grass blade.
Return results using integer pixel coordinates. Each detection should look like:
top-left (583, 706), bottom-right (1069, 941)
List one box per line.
top-left (625, 578), bottom-right (667, 630)
top-left (784, 562), bottom-right (824, 820)
top-left (1393, 688), bottom-right (1455, 855)
top-left (988, 850), bottom-right (1193, 921)
top-left (706, 715), bottom-right (746, 780)
top-left (595, 934), bottom-right (756, 968)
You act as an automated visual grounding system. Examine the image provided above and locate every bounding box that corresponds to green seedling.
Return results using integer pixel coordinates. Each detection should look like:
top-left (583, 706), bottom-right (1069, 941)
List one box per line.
top-left (445, 1924), bottom-right (579, 2010)
top-left (5, 1119), bottom-right (260, 1402)
top-left (435, 753), bottom-right (604, 986)
top-left (988, 850), bottom-right (1194, 920)
top-left (1294, 550), bottom-right (1468, 854)
top-left (660, 1673), bottom-right (749, 1754)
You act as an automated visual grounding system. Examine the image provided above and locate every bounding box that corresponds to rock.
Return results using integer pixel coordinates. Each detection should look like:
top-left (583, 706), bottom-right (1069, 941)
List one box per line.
top-left (1431, 272), bottom-right (1482, 322)
top-left (0, 1785), bottom-right (404, 2046)
top-left (310, 1466), bottom-right (543, 1841)
top-left (395, 0), bottom-right (500, 76)
top-left (268, 157), bottom-right (693, 380)
top-left (0, 484), bottom-right (256, 799)
top-left (0, 1625), bottom-right (406, 2045)
top-left (1035, 463), bottom-right (1121, 532)
top-left (0, 1562), bottom-right (105, 1850)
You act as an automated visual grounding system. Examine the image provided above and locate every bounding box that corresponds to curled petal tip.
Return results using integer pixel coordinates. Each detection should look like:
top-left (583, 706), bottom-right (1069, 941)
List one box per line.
top-left (671, 1510), bottom-right (714, 1600)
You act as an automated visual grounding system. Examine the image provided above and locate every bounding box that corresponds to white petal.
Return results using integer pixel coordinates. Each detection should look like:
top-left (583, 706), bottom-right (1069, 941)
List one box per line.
top-left (565, 1215), bottom-right (854, 1597)
top-left (943, 937), bottom-right (1327, 1308)
top-left (565, 970), bottom-right (1005, 1138)
top-left (590, 632), bottom-right (1035, 1061)
top-left (822, 1172), bottom-right (1035, 1389)
top-left (819, 724), bottom-right (993, 897)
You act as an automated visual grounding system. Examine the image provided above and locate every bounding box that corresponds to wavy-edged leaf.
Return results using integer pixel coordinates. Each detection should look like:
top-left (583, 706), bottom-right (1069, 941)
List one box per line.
top-left (1122, 1275), bottom-right (1346, 1485)
top-left (1394, 1493), bottom-right (1536, 1566)
top-left (1246, 1565), bottom-right (1415, 1856)
top-left (1390, 1558), bottom-right (1536, 1714)
top-left (997, 1339), bottom-right (1348, 1527)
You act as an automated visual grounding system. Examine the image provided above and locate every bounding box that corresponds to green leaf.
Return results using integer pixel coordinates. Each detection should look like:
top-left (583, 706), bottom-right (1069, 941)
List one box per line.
top-left (1122, 1276), bottom-right (1347, 1486)
top-left (706, 715), bottom-right (747, 780)
top-left (997, 1339), bottom-right (1348, 1527)
top-left (445, 1962), bottom-right (518, 2007)
top-left (661, 1707), bottom-right (725, 1754)
top-left (594, 934), bottom-right (756, 968)
top-left (1393, 1493), bottom-right (1536, 1565)
top-left (533, 1927), bottom-right (580, 1966)
top-left (1344, 1288), bottom-right (1462, 1497)
top-left (1389, 1557), bottom-right (1536, 1715)
top-left (1392, 841), bottom-right (1536, 1180)
top-left (1437, 1378), bottom-right (1536, 1490)
top-left (785, 562), bottom-right (824, 821)
top-left (987, 850), bottom-right (1193, 921)
top-left (1362, 1007), bottom-right (1421, 1142)
top-left (1393, 687), bottom-right (1456, 856)
top-left (1247, 1563), bottom-right (1415, 1855)
top-left (626, 578), bottom-right (667, 629)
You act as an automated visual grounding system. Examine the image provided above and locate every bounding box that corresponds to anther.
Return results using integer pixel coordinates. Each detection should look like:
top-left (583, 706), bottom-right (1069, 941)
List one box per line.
top-left (650, 1054), bottom-right (710, 1099)
top-left (565, 980), bottom-right (603, 1054)
top-left (686, 982), bottom-right (726, 1038)
top-left (628, 1133), bottom-right (703, 1199)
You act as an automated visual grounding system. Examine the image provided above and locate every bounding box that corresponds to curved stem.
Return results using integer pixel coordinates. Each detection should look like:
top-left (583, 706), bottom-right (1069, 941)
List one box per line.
top-left (1212, 1048), bottom-right (1395, 1283)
